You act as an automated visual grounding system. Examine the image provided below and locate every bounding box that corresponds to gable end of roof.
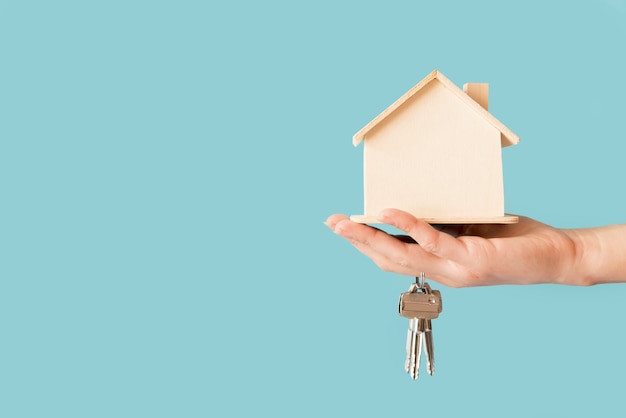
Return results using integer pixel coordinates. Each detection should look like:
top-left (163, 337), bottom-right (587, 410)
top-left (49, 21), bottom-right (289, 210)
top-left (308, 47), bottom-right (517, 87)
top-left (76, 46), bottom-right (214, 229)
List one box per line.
top-left (352, 69), bottom-right (520, 148)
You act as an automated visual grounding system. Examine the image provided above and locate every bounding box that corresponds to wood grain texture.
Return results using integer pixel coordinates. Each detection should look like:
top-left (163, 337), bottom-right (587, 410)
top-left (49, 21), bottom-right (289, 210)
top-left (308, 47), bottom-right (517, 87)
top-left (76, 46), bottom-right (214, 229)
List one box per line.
top-left (351, 69), bottom-right (519, 226)
top-left (362, 79), bottom-right (505, 220)
top-left (463, 82), bottom-right (489, 110)
top-left (353, 70), bottom-right (519, 148)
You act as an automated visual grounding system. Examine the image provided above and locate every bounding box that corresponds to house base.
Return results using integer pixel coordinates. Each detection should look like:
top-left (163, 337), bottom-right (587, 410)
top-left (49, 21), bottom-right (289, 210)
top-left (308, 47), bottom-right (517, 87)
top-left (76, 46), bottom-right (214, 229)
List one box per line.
top-left (349, 214), bottom-right (519, 224)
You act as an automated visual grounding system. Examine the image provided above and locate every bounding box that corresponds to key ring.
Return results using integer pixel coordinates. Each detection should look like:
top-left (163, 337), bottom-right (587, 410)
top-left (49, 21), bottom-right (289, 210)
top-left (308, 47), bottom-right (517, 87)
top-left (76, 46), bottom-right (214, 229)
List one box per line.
top-left (417, 272), bottom-right (426, 290)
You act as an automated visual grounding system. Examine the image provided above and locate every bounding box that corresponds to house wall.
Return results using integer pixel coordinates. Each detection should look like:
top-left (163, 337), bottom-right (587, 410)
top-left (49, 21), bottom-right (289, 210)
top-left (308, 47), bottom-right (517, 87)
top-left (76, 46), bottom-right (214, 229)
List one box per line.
top-left (363, 80), bottom-right (504, 219)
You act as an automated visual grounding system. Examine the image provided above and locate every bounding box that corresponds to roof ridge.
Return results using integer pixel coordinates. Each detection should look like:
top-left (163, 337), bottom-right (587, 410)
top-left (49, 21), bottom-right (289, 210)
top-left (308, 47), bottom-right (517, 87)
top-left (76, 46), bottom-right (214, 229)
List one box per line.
top-left (352, 69), bottom-right (520, 148)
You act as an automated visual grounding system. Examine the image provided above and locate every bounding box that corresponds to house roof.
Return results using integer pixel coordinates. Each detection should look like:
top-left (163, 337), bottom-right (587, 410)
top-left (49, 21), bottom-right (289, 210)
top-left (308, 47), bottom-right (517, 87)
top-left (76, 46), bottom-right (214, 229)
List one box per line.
top-left (352, 69), bottom-right (520, 148)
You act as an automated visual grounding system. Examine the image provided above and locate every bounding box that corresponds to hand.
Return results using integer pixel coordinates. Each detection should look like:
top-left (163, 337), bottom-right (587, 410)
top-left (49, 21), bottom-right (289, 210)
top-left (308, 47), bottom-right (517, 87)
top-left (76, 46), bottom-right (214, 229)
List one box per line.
top-left (325, 209), bottom-right (581, 287)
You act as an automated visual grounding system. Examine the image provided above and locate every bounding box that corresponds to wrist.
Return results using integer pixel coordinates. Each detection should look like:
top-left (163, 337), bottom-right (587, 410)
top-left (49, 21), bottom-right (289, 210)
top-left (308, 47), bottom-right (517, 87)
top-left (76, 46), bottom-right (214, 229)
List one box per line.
top-left (561, 228), bottom-right (598, 286)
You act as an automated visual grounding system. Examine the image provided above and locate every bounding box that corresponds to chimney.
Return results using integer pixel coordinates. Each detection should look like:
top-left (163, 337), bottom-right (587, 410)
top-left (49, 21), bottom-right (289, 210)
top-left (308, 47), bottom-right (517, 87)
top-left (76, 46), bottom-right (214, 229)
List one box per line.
top-left (463, 83), bottom-right (489, 111)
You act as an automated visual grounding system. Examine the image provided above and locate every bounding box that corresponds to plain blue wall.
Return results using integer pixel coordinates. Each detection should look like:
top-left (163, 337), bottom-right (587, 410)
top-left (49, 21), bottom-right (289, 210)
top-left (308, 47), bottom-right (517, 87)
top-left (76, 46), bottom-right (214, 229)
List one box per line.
top-left (1, 1), bottom-right (625, 416)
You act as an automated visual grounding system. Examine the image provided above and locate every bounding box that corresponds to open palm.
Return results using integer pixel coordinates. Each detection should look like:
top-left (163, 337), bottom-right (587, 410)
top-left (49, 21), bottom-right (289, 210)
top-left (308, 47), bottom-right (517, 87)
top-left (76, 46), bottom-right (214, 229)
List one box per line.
top-left (326, 209), bottom-right (579, 287)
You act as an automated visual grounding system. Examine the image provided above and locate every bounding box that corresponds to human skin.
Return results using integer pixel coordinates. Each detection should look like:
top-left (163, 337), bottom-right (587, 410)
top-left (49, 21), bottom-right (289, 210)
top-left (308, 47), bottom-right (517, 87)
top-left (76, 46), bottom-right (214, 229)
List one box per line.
top-left (325, 208), bottom-right (626, 287)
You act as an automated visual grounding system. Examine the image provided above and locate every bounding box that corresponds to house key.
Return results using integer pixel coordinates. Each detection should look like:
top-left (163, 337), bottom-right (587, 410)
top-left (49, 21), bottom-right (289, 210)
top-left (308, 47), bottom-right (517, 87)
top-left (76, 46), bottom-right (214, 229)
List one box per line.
top-left (399, 273), bottom-right (443, 380)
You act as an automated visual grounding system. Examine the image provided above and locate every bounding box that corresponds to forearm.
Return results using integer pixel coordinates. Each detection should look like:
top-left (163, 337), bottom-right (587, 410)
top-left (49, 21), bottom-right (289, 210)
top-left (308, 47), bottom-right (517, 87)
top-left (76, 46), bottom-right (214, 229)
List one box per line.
top-left (564, 224), bottom-right (626, 285)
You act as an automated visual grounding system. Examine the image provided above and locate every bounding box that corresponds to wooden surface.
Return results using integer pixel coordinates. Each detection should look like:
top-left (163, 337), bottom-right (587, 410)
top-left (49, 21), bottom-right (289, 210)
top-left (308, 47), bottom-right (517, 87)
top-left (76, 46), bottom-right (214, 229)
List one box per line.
top-left (362, 79), bottom-right (505, 220)
top-left (350, 214), bottom-right (520, 224)
top-left (352, 69), bottom-right (519, 148)
top-left (463, 82), bottom-right (489, 110)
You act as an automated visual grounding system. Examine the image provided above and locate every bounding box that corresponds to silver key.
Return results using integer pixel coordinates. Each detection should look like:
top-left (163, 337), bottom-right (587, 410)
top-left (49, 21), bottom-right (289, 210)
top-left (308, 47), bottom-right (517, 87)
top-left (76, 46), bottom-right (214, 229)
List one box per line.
top-left (413, 318), bottom-right (425, 380)
top-left (399, 276), bottom-right (442, 380)
top-left (404, 318), bottom-right (415, 373)
top-left (423, 319), bottom-right (435, 375)
top-left (404, 317), bottom-right (423, 379)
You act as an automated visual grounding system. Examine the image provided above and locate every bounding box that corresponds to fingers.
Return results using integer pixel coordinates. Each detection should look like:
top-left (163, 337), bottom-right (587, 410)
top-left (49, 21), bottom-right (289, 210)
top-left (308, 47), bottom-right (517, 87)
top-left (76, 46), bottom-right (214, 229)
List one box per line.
top-left (325, 214), bottom-right (445, 277)
top-left (377, 209), bottom-right (470, 263)
top-left (325, 212), bottom-right (495, 287)
top-left (332, 218), bottom-right (416, 272)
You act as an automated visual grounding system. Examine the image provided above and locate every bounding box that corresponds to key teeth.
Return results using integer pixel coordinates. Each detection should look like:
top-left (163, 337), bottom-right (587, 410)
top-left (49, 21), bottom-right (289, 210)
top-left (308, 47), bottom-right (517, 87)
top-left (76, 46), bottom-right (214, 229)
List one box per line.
top-left (408, 358), bottom-right (417, 380)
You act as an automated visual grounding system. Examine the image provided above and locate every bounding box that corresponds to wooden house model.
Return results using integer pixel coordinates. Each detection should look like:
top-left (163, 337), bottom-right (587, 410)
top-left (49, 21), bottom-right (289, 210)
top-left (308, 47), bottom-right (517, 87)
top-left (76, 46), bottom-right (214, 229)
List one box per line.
top-left (350, 69), bottom-right (520, 224)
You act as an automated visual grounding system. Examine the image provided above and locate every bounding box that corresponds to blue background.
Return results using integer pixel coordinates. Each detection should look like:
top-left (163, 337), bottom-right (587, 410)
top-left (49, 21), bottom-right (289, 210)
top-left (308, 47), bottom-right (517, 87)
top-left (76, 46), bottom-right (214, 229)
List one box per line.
top-left (1, 0), bottom-right (625, 416)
